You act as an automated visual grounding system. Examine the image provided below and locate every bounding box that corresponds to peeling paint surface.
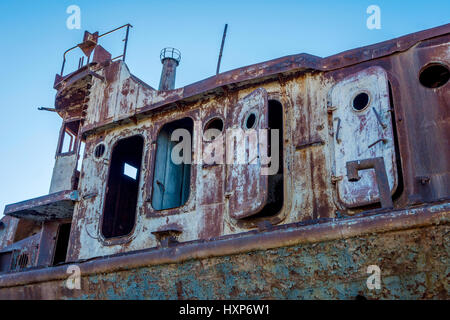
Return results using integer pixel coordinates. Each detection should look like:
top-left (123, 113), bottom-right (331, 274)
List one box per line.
top-left (330, 67), bottom-right (397, 207)
top-left (0, 224), bottom-right (448, 299)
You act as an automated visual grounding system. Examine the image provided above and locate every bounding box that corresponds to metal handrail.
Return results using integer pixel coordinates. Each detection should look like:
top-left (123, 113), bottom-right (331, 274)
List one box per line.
top-left (60, 24), bottom-right (133, 76)
top-left (160, 47), bottom-right (181, 64)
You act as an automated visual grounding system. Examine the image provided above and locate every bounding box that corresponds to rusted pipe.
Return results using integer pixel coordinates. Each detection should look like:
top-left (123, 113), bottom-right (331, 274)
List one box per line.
top-left (158, 48), bottom-right (181, 91)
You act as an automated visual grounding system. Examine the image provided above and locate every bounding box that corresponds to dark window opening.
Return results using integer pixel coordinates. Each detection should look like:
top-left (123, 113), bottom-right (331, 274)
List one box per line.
top-left (245, 113), bottom-right (257, 129)
top-left (388, 82), bottom-right (404, 202)
top-left (204, 117), bottom-right (224, 141)
top-left (94, 143), bottom-right (106, 158)
top-left (244, 100), bottom-right (284, 220)
top-left (352, 92), bottom-right (370, 111)
top-left (102, 135), bottom-right (144, 239)
top-left (419, 63), bottom-right (449, 88)
top-left (52, 223), bottom-right (71, 265)
top-left (0, 252), bottom-right (13, 273)
top-left (58, 120), bottom-right (81, 154)
top-left (152, 118), bottom-right (193, 211)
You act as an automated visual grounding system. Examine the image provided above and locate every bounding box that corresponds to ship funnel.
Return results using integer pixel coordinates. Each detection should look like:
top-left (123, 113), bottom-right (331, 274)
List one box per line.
top-left (158, 47), bottom-right (181, 91)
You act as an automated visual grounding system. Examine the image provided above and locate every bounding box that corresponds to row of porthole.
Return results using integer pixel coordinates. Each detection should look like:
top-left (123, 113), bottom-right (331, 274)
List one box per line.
top-left (93, 63), bottom-right (449, 158)
top-left (205, 63), bottom-right (450, 118)
top-left (352, 62), bottom-right (449, 112)
top-left (93, 113), bottom-right (257, 158)
top-left (203, 113), bottom-right (257, 133)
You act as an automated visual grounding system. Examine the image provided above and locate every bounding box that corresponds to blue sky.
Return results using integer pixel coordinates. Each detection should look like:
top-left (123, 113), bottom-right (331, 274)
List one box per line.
top-left (0, 0), bottom-right (449, 217)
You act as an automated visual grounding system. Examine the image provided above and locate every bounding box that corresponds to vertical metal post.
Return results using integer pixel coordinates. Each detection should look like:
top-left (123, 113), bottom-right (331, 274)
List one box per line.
top-left (61, 58), bottom-right (66, 76)
top-left (216, 24), bottom-right (228, 75)
top-left (123, 24), bottom-right (131, 62)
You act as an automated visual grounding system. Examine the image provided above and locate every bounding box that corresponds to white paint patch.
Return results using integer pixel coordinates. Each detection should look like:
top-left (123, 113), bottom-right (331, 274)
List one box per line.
top-left (330, 67), bottom-right (397, 207)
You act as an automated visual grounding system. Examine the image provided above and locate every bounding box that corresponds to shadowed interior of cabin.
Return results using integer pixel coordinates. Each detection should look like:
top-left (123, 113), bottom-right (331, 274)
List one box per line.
top-left (244, 99), bottom-right (284, 220)
top-left (152, 118), bottom-right (193, 211)
top-left (102, 135), bottom-right (144, 239)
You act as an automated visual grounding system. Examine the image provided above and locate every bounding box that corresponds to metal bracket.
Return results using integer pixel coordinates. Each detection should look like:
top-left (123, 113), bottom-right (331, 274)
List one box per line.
top-left (37, 107), bottom-right (57, 112)
top-left (88, 70), bottom-right (105, 82)
top-left (69, 190), bottom-right (80, 201)
top-left (346, 157), bottom-right (393, 209)
top-left (152, 226), bottom-right (182, 248)
top-left (331, 175), bottom-right (343, 184)
top-left (416, 176), bottom-right (431, 185)
top-left (372, 107), bottom-right (387, 129)
top-left (295, 139), bottom-right (325, 151)
top-left (327, 106), bottom-right (337, 114)
top-left (333, 117), bottom-right (341, 144)
top-left (82, 192), bottom-right (97, 200)
top-left (224, 191), bottom-right (233, 199)
top-left (368, 138), bottom-right (387, 149)
top-left (156, 180), bottom-right (166, 192)
top-left (257, 220), bottom-right (273, 232)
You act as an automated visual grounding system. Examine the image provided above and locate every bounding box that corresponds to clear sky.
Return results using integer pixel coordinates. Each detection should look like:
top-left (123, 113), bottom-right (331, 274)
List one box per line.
top-left (0, 0), bottom-right (448, 217)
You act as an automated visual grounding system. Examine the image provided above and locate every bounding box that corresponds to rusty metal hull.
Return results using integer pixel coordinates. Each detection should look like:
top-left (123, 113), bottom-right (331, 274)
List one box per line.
top-left (0, 203), bottom-right (448, 299)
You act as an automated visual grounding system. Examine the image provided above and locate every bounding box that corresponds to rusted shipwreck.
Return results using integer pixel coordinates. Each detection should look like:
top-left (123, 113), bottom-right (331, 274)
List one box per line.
top-left (0, 24), bottom-right (449, 299)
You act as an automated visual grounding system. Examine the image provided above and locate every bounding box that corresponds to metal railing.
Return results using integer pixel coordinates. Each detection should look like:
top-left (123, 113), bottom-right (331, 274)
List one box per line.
top-left (60, 24), bottom-right (133, 76)
top-left (160, 47), bottom-right (181, 64)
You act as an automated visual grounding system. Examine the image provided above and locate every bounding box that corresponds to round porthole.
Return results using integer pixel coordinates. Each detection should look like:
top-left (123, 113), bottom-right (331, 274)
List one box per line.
top-left (203, 117), bottom-right (224, 141)
top-left (419, 63), bottom-right (450, 88)
top-left (245, 113), bottom-right (257, 129)
top-left (352, 92), bottom-right (370, 111)
top-left (94, 143), bottom-right (106, 158)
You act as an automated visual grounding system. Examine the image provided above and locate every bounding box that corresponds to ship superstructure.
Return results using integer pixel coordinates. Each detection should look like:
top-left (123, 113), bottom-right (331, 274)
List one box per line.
top-left (0, 24), bottom-right (449, 299)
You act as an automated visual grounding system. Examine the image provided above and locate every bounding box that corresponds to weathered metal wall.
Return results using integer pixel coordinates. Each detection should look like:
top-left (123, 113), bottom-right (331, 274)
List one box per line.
top-left (0, 233), bottom-right (41, 273)
top-left (1, 25), bottom-right (448, 298)
top-left (64, 29), bottom-right (449, 262)
top-left (0, 223), bottom-right (448, 299)
top-left (68, 65), bottom-right (342, 261)
top-left (49, 154), bottom-right (78, 194)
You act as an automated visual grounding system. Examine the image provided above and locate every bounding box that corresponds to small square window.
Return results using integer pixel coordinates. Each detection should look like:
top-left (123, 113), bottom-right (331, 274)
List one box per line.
top-left (124, 163), bottom-right (138, 180)
top-left (57, 120), bottom-right (80, 155)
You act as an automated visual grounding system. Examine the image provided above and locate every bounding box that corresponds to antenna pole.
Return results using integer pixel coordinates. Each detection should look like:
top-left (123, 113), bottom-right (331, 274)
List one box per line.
top-left (216, 24), bottom-right (228, 75)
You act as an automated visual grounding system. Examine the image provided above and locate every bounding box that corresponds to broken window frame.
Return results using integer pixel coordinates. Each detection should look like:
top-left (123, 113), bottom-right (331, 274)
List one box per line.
top-left (100, 134), bottom-right (145, 242)
top-left (52, 223), bottom-right (72, 266)
top-left (35, 219), bottom-right (72, 267)
top-left (146, 114), bottom-right (197, 218)
top-left (0, 251), bottom-right (15, 274)
top-left (234, 96), bottom-right (288, 228)
top-left (151, 117), bottom-right (194, 211)
top-left (56, 119), bottom-right (82, 156)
